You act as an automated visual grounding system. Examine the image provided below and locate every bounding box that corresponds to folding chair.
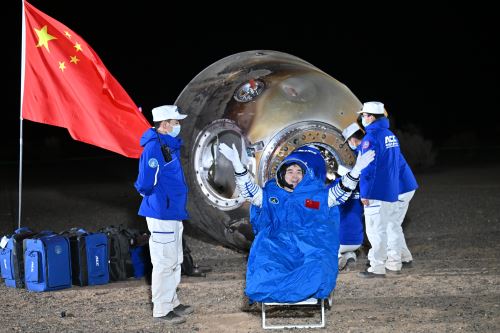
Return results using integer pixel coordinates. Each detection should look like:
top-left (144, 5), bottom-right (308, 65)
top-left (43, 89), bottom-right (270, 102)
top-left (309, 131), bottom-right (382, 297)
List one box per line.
top-left (261, 297), bottom-right (325, 329)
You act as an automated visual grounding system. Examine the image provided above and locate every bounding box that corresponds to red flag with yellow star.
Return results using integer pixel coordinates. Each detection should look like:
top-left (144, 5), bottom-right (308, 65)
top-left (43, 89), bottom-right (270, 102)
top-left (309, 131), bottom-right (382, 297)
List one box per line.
top-left (21, 1), bottom-right (151, 158)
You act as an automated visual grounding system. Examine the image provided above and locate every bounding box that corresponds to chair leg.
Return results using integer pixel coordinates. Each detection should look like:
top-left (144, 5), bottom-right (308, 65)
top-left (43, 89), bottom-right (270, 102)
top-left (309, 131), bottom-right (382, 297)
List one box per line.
top-left (321, 299), bottom-right (325, 327)
top-left (261, 298), bottom-right (326, 329)
top-left (262, 303), bottom-right (266, 329)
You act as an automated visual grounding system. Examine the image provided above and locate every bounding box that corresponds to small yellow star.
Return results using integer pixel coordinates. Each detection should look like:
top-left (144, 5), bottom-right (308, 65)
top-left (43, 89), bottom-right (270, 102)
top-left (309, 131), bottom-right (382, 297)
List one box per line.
top-left (70, 55), bottom-right (80, 64)
top-left (35, 25), bottom-right (57, 52)
top-left (64, 31), bottom-right (72, 39)
top-left (59, 61), bottom-right (66, 72)
top-left (74, 42), bottom-right (82, 52)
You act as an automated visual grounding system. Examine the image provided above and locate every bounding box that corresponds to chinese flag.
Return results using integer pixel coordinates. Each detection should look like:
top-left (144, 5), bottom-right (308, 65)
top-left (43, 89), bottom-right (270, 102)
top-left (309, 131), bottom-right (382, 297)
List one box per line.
top-left (22, 1), bottom-right (151, 158)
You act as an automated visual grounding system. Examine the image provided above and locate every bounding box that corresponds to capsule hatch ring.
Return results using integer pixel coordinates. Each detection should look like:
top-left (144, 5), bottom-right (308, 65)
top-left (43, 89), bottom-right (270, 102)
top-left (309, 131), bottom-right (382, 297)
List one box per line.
top-left (192, 119), bottom-right (255, 211)
top-left (258, 121), bottom-right (356, 185)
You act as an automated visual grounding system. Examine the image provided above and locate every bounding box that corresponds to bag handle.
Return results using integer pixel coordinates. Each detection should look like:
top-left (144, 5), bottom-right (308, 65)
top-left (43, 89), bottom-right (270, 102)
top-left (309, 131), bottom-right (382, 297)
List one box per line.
top-left (15, 227), bottom-right (32, 234)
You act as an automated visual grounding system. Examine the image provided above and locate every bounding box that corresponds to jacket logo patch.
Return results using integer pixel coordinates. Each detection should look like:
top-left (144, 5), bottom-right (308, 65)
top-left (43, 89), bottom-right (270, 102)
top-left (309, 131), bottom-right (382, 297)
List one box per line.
top-left (384, 135), bottom-right (399, 148)
top-left (269, 197), bottom-right (279, 204)
top-left (305, 199), bottom-right (320, 209)
top-left (148, 158), bottom-right (159, 168)
top-left (362, 141), bottom-right (370, 149)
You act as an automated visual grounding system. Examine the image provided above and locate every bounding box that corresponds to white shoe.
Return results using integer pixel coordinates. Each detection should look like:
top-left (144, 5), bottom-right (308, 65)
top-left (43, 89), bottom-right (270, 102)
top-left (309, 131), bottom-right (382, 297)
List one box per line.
top-left (339, 252), bottom-right (357, 272)
top-left (338, 256), bottom-right (347, 271)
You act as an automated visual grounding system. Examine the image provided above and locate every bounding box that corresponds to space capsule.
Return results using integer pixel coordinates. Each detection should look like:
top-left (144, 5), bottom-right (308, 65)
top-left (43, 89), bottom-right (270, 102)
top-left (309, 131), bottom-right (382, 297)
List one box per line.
top-left (175, 50), bottom-right (361, 251)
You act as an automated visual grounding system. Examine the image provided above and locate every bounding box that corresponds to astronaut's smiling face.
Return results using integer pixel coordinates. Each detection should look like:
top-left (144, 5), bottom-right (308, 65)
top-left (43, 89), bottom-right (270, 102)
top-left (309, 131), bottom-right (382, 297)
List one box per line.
top-left (284, 164), bottom-right (304, 189)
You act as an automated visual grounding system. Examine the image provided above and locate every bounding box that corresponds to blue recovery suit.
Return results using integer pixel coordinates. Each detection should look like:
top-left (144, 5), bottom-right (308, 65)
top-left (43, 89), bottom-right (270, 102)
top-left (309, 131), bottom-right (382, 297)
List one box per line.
top-left (134, 128), bottom-right (189, 220)
top-left (245, 147), bottom-right (340, 303)
top-left (332, 179), bottom-right (364, 246)
top-left (359, 117), bottom-right (400, 202)
top-left (399, 154), bottom-right (418, 195)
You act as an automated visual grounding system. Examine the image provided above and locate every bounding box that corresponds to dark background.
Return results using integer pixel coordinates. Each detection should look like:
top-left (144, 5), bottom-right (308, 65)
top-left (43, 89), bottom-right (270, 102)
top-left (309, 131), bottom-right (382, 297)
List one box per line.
top-left (3, 1), bottom-right (499, 163)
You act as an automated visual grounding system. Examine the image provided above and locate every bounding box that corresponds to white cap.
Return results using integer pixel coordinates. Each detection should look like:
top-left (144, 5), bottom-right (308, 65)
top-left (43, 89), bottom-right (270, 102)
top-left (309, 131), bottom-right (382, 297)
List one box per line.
top-left (152, 105), bottom-right (187, 122)
top-left (337, 165), bottom-right (352, 176)
top-left (342, 122), bottom-right (361, 142)
top-left (357, 101), bottom-right (385, 114)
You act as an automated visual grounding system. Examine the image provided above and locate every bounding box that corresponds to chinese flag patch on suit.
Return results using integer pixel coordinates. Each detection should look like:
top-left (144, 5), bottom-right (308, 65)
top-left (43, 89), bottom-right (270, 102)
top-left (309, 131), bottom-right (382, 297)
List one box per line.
top-left (305, 199), bottom-right (320, 209)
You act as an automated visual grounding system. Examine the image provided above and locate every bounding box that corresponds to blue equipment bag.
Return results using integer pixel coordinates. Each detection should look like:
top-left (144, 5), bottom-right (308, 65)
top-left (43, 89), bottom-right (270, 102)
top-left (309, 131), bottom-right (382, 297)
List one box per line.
top-left (61, 228), bottom-right (109, 286)
top-left (129, 245), bottom-right (146, 279)
top-left (0, 227), bottom-right (36, 288)
top-left (23, 231), bottom-right (72, 292)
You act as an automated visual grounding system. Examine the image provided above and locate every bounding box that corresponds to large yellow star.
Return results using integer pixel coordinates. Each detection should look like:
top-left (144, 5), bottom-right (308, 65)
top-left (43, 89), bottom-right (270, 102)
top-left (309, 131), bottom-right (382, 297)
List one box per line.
top-left (35, 25), bottom-right (57, 52)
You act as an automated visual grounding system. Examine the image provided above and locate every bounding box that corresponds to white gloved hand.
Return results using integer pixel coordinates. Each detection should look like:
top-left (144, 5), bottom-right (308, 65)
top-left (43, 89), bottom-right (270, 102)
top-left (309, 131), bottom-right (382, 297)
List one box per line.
top-left (218, 143), bottom-right (245, 174)
top-left (350, 150), bottom-right (375, 178)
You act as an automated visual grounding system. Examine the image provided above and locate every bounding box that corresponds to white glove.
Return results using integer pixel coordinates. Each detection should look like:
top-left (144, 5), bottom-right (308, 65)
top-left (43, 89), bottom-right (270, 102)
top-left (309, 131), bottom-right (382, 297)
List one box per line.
top-left (350, 150), bottom-right (375, 178)
top-left (218, 143), bottom-right (245, 174)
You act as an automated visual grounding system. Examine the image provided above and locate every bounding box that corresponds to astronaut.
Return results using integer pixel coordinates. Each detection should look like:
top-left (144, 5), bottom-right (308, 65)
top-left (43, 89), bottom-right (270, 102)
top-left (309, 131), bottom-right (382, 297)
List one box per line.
top-left (218, 143), bottom-right (374, 302)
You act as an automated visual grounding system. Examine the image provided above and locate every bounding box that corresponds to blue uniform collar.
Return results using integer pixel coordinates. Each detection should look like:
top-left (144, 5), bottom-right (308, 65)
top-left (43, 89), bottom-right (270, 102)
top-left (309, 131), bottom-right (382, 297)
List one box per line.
top-left (365, 117), bottom-right (390, 131)
top-left (157, 131), bottom-right (182, 150)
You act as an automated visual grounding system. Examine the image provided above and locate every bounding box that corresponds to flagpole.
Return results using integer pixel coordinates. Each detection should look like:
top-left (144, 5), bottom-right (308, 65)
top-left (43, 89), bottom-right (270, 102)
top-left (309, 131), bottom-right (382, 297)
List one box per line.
top-left (18, 0), bottom-right (27, 229)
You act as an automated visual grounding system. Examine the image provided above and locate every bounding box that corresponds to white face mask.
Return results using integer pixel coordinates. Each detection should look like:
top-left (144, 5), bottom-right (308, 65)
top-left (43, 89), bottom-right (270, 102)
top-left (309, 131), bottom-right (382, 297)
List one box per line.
top-left (169, 125), bottom-right (181, 137)
top-left (348, 142), bottom-right (358, 150)
top-left (361, 117), bottom-right (371, 128)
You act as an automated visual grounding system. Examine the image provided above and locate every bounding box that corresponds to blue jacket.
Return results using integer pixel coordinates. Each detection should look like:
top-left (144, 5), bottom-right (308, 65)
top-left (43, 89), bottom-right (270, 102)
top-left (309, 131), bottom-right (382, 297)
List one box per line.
top-left (134, 128), bottom-right (189, 220)
top-left (330, 178), bottom-right (364, 246)
top-left (246, 146), bottom-right (339, 303)
top-left (399, 154), bottom-right (418, 194)
top-left (360, 117), bottom-right (400, 202)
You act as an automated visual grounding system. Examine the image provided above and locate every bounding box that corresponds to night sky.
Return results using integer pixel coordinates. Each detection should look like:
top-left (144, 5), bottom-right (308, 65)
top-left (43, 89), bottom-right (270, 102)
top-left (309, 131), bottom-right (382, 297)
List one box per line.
top-left (4, 1), bottom-right (499, 162)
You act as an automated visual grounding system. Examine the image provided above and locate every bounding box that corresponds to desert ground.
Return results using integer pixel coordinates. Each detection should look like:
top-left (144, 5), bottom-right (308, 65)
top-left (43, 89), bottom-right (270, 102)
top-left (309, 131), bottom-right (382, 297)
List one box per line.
top-left (0, 154), bottom-right (499, 332)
